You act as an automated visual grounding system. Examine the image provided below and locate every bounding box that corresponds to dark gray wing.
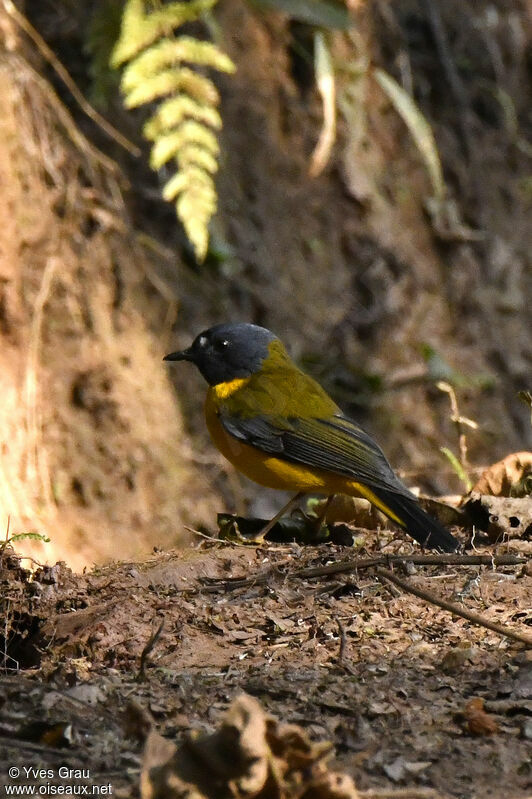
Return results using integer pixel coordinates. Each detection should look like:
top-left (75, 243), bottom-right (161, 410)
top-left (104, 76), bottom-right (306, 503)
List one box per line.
top-left (220, 412), bottom-right (409, 496)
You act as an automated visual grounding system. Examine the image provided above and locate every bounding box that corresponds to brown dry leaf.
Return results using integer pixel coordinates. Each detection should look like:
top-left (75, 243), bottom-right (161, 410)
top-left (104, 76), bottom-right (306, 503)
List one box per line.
top-left (140, 730), bottom-right (179, 799)
top-left (141, 694), bottom-right (271, 799)
top-left (225, 628), bottom-right (264, 643)
top-left (140, 693), bottom-right (360, 799)
top-left (266, 613), bottom-right (296, 633)
top-left (463, 698), bottom-right (499, 736)
top-left (315, 495), bottom-right (386, 529)
top-left (67, 656), bottom-right (93, 681)
top-left (267, 720), bottom-right (333, 770)
top-left (470, 452), bottom-right (532, 497)
top-left (440, 642), bottom-right (476, 673)
top-left (301, 772), bottom-right (359, 799)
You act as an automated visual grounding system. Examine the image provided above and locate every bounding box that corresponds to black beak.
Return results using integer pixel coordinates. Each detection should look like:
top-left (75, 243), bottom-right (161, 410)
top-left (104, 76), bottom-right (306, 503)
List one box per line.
top-left (163, 348), bottom-right (193, 362)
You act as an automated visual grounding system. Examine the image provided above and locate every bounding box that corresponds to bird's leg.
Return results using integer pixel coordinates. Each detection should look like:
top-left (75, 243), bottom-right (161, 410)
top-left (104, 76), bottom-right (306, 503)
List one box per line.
top-left (255, 491), bottom-right (305, 542)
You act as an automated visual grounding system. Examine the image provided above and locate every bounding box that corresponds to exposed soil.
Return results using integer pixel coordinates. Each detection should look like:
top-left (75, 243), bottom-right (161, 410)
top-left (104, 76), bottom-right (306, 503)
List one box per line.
top-left (1, 532), bottom-right (531, 798)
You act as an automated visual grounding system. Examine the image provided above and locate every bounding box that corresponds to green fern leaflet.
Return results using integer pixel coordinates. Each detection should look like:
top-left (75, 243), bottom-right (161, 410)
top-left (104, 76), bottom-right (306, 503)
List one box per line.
top-left (112, 0), bottom-right (235, 261)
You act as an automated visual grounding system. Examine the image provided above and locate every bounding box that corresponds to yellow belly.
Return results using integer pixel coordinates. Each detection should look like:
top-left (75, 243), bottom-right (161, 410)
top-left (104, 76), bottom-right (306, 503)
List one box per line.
top-left (204, 396), bottom-right (403, 525)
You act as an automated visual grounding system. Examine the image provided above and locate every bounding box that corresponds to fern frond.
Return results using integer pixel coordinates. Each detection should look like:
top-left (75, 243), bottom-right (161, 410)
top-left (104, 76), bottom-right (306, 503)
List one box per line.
top-left (178, 144), bottom-right (219, 174)
top-left (162, 171), bottom-right (190, 202)
top-left (123, 66), bottom-right (219, 109)
top-left (162, 166), bottom-right (216, 258)
top-left (122, 37), bottom-right (235, 91)
top-left (111, 0), bottom-right (217, 67)
top-left (113, 0), bottom-right (235, 261)
top-left (163, 165), bottom-right (213, 201)
top-left (178, 183), bottom-right (216, 258)
top-left (178, 182), bottom-right (216, 214)
top-left (150, 121), bottom-right (219, 169)
top-left (143, 96), bottom-right (222, 140)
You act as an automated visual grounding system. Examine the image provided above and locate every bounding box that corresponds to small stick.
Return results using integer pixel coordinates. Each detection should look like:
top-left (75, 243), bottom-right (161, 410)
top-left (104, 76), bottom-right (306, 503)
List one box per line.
top-left (137, 619), bottom-right (165, 681)
top-left (334, 618), bottom-right (357, 676)
top-left (290, 553), bottom-right (526, 580)
top-left (185, 526), bottom-right (251, 548)
top-left (256, 492), bottom-right (305, 541)
top-left (437, 381), bottom-right (477, 488)
top-left (186, 526), bottom-right (294, 553)
top-left (336, 617), bottom-right (347, 663)
top-left (361, 789), bottom-right (445, 799)
top-left (196, 553), bottom-right (527, 594)
top-left (199, 566), bottom-right (282, 593)
top-left (375, 568), bottom-right (532, 647)
top-left (423, 0), bottom-right (472, 162)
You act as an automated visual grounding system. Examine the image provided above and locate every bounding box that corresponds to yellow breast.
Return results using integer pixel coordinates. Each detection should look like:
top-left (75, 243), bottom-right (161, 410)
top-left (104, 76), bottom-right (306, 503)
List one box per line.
top-left (205, 386), bottom-right (324, 490)
top-left (205, 385), bottom-right (340, 492)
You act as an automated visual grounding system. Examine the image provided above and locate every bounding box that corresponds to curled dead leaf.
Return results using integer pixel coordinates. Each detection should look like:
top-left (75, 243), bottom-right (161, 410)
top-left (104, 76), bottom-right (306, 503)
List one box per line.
top-left (463, 697), bottom-right (498, 736)
top-left (470, 452), bottom-right (532, 497)
top-left (300, 772), bottom-right (359, 799)
top-left (314, 495), bottom-right (386, 529)
top-left (441, 642), bottom-right (476, 673)
top-left (140, 693), bottom-right (360, 799)
top-left (267, 720), bottom-right (333, 770)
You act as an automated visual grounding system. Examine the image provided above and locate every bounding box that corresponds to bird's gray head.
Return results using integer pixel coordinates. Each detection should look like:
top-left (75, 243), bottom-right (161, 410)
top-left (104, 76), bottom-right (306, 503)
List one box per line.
top-left (164, 323), bottom-right (279, 385)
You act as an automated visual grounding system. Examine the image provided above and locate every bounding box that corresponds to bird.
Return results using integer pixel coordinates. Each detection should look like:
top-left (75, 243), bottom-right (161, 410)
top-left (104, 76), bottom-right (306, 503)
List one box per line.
top-left (164, 323), bottom-right (459, 552)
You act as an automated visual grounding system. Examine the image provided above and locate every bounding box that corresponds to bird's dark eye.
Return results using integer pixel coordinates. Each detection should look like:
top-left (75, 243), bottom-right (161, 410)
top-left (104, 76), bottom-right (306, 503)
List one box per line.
top-left (215, 339), bottom-right (229, 350)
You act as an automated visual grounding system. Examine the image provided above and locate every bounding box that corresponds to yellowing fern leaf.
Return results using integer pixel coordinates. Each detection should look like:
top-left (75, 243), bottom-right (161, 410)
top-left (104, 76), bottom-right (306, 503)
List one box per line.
top-left (112, 0), bottom-right (235, 261)
top-left (150, 121), bottom-right (219, 169)
top-left (178, 183), bottom-right (216, 257)
top-left (178, 144), bottom-right (219, 174)
top-left (143, 96), bottom-right (222, 140)
top-left (123, 66), bottom-right (220, 109)
top-left (111, 0), bottom-right (217, 67)
top-left (122, 37), bottom-right (234, 90)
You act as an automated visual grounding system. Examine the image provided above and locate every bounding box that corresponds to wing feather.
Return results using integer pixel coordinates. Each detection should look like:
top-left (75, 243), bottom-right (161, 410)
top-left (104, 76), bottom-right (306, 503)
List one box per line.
top-left (220, 412), bottom-right (410, 496)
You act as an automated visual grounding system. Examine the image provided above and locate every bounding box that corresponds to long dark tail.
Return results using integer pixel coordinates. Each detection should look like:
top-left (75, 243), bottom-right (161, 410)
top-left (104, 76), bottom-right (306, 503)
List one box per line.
top-left (365, 486), bottom-right (460, 552)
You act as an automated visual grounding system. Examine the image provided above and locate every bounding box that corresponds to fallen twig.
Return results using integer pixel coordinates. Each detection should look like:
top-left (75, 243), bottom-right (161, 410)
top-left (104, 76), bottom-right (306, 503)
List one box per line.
top-left (375, 567), bottom-right (532, 647)
top-left (137, 618), bottom-right (165, 681)
top-left (334, 617), bottom-right (357, 676)
top-left (196, 553), bottom-right (527, 594)
top-left (361, 790), bottom-right (445, 799)
top-left (185, 526), bottom-right (251, 548)
top-left (186, 526), bottom-right (296, 552)
top-left (198, 558), bottom-right (295, 593)
top-left (422, 0), bottom-right (472, 160)
top-left (198, 566), bottom-right (278, 593)
top-left (290, 553), bottom-right (526, 580)
top-left (336, 617), bottom-right (347, 662)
